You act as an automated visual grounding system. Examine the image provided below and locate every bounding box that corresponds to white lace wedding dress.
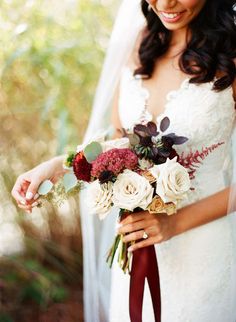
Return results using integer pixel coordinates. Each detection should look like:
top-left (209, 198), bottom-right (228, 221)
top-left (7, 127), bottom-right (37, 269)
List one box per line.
top-left (108, 66), bottom-right (236, 322)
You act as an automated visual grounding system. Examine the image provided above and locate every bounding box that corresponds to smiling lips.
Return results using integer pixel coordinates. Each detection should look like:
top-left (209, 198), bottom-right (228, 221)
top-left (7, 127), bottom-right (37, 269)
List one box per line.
top-left (159, 10), bottom-right (186, 23)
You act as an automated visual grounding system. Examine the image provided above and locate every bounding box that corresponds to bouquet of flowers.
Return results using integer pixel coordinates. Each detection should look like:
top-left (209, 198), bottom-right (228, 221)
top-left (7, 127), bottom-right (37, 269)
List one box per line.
top-left (38, 116), bottom-right (224, 273)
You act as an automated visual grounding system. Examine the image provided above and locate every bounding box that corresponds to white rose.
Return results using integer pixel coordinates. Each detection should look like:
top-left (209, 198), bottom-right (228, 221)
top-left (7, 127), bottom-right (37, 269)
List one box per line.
top-left (112, 169), bottom-right (154, 211)
top-left (150, 157), bottom-right (191, 204)
top-left (86, 180), bottom-right (113, 220)
top-left (101, 137), bottom-right (130, 152)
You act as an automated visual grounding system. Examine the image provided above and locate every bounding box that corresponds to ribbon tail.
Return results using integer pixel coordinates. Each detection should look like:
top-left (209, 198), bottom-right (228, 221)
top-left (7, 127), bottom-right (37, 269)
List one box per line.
top-left (129, 246), bottom-right (161, 322)
top-left (129, 248), bottom-right (147, 322)
top-left (146, 246), bottom-right (161, 322)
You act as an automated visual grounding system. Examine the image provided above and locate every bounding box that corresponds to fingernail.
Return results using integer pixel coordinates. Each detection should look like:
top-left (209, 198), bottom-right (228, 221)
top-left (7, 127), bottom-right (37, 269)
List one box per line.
top-left (116, 222), bottom-right (122, 229)
top-left (128, 247), bottom-right (133, 252)
top-left (20, 199), bottom-right (26, 205)
top-left (31, 201), bottom-right (39, 207)
top-left (33, 193), bottom-right (39, 200)
top-left (26, 210), bottom-right (31, 214)
top-left (26, 192), bottom-right (33, 200)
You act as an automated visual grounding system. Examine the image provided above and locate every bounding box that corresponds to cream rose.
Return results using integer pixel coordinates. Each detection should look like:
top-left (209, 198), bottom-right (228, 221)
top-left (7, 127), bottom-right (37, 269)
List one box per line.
top-left (86, 180), bottom-right (113, 220)
top-left (149, 157), bottom-right (191, 204)
top-left (101, 137), bottom-right (130, 152)
top-left (112, 169), bottom-right (154, 211)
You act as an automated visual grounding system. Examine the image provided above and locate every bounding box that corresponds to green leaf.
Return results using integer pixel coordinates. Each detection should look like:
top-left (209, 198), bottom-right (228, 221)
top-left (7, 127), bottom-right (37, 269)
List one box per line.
top-left (84, 141), bottom-right (103, 163)
top-left (127, 133), bottom-right (140, 146)
top-left (65, 152), bottom-right (76, 168)
top-left (38, 180), bottom-right (53, 195)
top-left (63, 173), bottom-right (78, 193)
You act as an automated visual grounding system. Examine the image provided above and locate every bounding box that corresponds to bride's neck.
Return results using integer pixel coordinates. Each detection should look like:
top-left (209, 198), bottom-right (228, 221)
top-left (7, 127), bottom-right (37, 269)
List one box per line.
top-left (167, 27), bottom-right (190, 58)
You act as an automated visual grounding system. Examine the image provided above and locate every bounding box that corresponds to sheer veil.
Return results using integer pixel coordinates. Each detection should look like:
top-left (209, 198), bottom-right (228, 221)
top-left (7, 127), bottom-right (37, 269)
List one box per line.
top-left (79, 1), bottom-right (236, 321)
top-left (79, 1), bottom-right (145, 321)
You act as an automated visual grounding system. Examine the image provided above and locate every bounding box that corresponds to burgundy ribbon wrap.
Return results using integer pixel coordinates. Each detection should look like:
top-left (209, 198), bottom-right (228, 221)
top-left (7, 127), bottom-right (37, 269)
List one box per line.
top-left (129, 245), bottom-right (161, 322)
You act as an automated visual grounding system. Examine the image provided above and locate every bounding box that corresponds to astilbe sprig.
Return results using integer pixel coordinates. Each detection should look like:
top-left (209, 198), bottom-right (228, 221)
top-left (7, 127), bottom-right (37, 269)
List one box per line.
top-left (179, 142), bottom-right (225, 179)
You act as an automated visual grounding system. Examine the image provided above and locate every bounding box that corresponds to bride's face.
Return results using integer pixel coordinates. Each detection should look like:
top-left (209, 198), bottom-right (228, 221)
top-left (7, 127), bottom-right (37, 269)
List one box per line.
top-left (146, 0), bottom-right (207, 30)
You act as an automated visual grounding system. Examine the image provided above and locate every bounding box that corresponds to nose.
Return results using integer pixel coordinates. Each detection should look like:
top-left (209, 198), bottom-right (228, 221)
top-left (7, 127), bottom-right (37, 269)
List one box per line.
top-left (146, 0), bottom-right (177, 9)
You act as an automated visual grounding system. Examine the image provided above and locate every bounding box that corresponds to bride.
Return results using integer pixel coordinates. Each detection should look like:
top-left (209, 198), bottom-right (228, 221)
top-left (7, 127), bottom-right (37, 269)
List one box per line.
top-left (12, 0), bottom-right (236, 321)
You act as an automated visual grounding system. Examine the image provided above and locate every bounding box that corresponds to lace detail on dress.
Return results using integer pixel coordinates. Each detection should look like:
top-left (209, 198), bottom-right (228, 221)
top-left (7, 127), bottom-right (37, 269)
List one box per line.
top-left (109, 65), bottom-right (236, 322)
top-left (132, 73), bottom-right (152, 124)
top-left (118, 66), bottom-right (235, 207)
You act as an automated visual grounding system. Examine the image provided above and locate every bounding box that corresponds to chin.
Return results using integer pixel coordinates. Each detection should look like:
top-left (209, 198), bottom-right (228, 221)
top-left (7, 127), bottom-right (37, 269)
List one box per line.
top-left (159, 20), bottom-right (189, 31)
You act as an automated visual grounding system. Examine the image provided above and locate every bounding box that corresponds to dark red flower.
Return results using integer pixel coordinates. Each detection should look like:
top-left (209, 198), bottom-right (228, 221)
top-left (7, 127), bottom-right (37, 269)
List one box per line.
top-left (169, 148), bottom-right (179, 161)
top-left (73, 151), bottom-right (92, 182)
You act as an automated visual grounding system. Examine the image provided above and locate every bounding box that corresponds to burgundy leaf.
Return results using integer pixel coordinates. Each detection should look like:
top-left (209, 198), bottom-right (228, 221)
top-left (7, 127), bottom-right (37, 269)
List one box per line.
top-left (169, 148), bottom-right (179, 160)
top-left (172, 136), bottom-right (188, 145)
top-left (163, 133), bottom-right (176, 138)
top-left (160, 117), bottom-right (170, 132)
top-left (147, 122), bottom-right (158, 136)
top-left (134, 124), bottom-right (148, 133)
top-left (158, 149), bottom-right (171, 157)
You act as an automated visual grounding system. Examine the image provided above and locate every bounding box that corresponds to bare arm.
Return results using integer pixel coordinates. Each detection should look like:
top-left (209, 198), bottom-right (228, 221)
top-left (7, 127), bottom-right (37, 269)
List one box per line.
top-left (171, 187), bottom-right (231, 236)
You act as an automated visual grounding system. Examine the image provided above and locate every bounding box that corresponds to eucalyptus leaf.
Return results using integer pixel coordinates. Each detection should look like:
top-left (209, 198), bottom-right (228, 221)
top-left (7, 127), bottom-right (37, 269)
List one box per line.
top-left (38, 180), bottom-right (53, 195)
top-left (84, 141), bottom-right (103, 163)
top-left (63, 172), bottom-right (78, 193)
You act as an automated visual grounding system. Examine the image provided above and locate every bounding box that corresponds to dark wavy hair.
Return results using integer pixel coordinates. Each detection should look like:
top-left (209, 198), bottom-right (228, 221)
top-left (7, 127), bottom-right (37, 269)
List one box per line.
top-left (134, 0), bottom-right (236, 91)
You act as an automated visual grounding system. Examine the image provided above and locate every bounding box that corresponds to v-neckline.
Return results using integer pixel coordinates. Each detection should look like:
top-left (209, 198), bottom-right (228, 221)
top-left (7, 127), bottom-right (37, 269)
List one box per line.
top-left (127, 66), bottom-right (191, 123)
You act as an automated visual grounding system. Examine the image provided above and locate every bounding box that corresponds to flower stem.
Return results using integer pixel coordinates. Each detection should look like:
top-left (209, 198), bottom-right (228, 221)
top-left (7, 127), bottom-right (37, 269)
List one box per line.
top-left (106, 234), bottom-right (121, 268)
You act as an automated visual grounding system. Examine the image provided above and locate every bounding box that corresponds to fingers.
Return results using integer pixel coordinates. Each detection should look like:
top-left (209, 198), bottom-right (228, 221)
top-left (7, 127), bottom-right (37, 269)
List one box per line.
top-left (128, 237), bottom-right (156, 252)
top-left (25, 180), bottom-right (42, 201)
top-left (11, 177), bottom-right (28, 205)
top-left (17, 203), bottom-right (33, 213)
top-left (17, 200), bottom-right (40, 211)
top-left (120, 211), bottom-right (150, 225)
top-left (118, 219), bottom-right (153, 235)
top-left (12, 174), bottom-right (42, 214)
top-left (122, 224), bottom-right (161, 243)
top-left (122, 229), bottom-right (146, 243)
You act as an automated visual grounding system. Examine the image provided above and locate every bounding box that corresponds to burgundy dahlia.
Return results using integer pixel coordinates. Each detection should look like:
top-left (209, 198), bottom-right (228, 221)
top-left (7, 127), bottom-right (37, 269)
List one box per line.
top-left (91, 148), bottom-right (138, 179)
top-left (73, 151), bottom-right (92, 182)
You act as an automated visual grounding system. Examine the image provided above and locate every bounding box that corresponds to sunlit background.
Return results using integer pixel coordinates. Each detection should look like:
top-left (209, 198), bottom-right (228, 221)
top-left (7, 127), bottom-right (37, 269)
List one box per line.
top-left (0, 0), bottom-right (118, 320)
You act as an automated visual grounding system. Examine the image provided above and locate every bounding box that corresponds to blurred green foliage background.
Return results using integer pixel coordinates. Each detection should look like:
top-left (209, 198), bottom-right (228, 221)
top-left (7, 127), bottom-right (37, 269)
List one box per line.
top-left (0, 0), bottom-right (118, 320)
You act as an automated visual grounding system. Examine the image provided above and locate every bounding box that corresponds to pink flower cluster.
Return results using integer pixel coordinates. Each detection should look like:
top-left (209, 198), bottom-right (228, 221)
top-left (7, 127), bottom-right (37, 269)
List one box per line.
top-left (91, 148), bottom-right (138, 178)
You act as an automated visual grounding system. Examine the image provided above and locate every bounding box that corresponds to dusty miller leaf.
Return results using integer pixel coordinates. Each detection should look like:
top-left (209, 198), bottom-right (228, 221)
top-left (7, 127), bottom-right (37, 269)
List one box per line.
top-left (84, 141), bottom-right (103, 163)
top-left (38, 180), bottom-right (53, 195)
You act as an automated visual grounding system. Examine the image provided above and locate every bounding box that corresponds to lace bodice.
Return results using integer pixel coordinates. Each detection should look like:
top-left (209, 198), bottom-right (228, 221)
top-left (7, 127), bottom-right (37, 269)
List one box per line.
top-left (118, 66), bottom-right (236, 207)
top-left (109, 66), bottom-right (236, 322)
